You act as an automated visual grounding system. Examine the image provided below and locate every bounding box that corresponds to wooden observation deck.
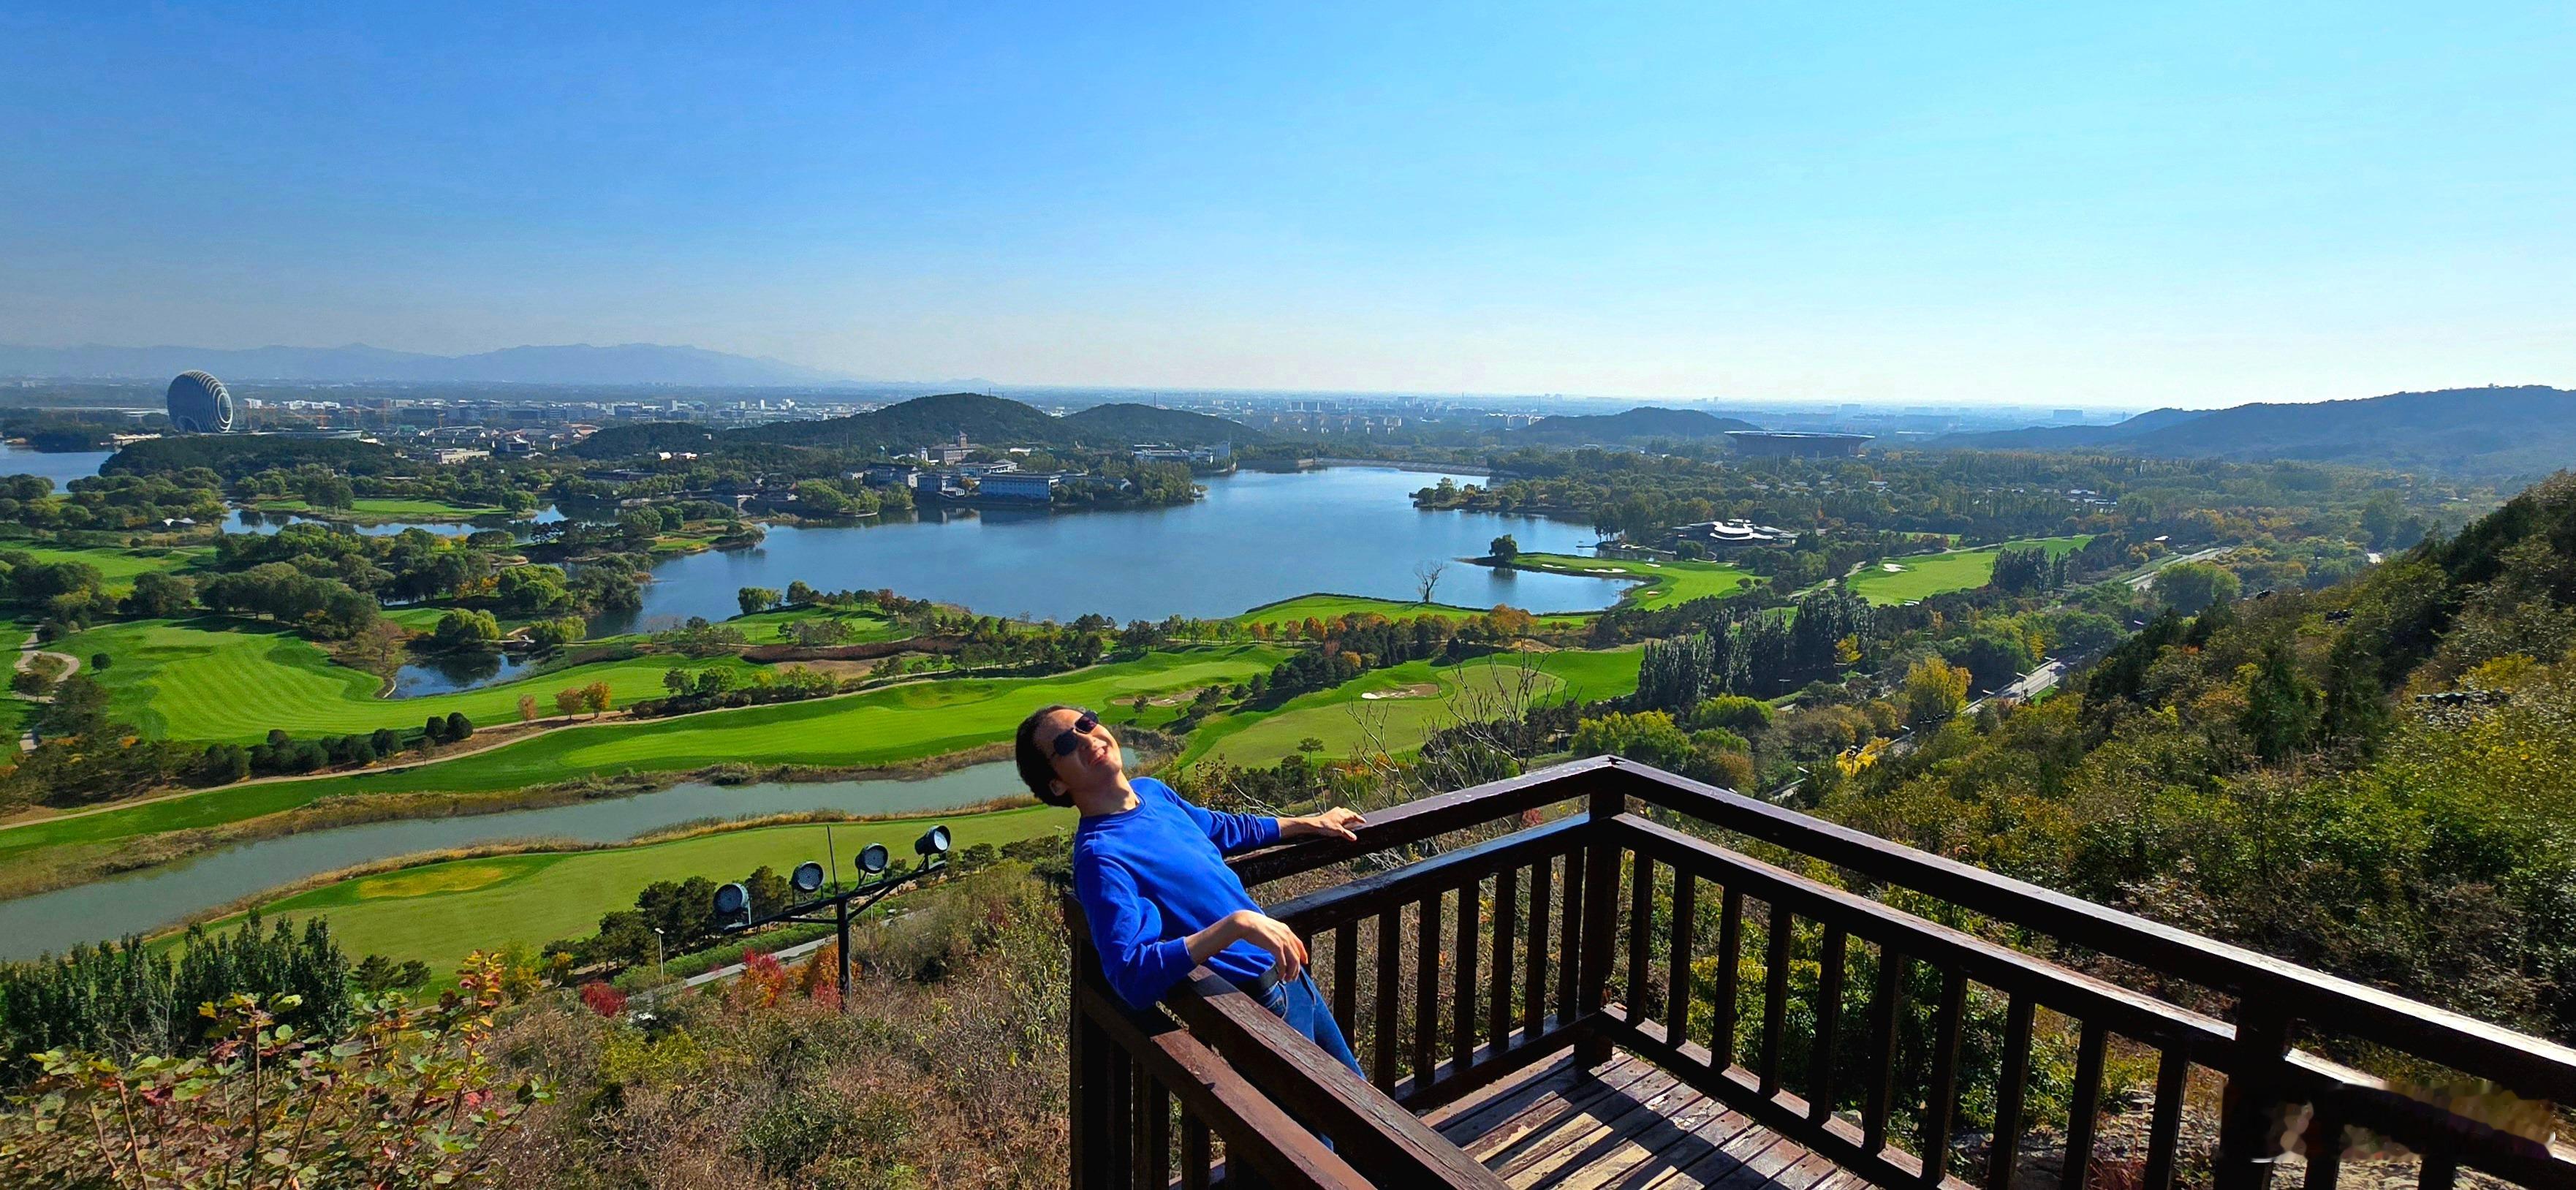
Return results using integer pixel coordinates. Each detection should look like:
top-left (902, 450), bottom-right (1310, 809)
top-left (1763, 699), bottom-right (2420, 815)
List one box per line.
top-left (1067, 757), bottom-right (2576, 1190)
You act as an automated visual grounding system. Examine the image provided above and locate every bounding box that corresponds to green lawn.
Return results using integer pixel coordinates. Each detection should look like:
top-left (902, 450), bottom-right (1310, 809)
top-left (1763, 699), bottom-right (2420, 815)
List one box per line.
top-left (1499, 553), bottom-right (1756, 610)
top-left (726, 604), bottom-right (906, 644)
top-left (254, 496), bottom-right (500, 520)
top-left (1846, 535), bottom-right (2094, 606)
top-left (1233, 593), bottom-right (1588, 630)
top-left (58, 618), bottom-right (761, 743)
top-left (0, 645), bottom-right (1289, 865)
top-left (0, 543), bottom-right (213, 591)
top-left (222, 805), bottom-right (1071, 971)
top-left (1183, 647), bottom-right (1642, 769)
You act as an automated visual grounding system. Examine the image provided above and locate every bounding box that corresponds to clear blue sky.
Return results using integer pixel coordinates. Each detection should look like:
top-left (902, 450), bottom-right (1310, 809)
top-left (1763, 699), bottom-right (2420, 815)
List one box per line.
top-left (3, 1), bottom-right (2568, 406)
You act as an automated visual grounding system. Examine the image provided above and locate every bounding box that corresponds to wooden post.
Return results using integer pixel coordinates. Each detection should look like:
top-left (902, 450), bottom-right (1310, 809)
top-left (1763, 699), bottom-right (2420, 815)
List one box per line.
top-left (1575, 780), bottom-right (1624, 1066)
top-left (2213, 1002), bottom-right (2295, 1190)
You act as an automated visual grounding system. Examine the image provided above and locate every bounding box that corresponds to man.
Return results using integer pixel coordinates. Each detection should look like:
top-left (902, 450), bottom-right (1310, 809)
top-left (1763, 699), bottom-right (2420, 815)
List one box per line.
top-left (1016, 702), bottom-right (1365, 1076)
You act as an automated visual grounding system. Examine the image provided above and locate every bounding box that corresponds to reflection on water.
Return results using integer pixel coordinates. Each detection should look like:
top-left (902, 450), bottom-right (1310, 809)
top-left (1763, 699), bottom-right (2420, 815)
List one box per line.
top-left (592, 466), bottom-right (1615, 632)
top-left (221, 506), bottom-right (567, 538)
top-left (0, 762), bottom-right (1031, 959)
top-left (388, 648), bottom-right (539, 696)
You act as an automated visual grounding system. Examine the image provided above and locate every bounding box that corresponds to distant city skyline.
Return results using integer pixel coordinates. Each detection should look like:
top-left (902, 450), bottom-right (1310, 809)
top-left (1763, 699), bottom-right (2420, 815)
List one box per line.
top-left (3, 2), bottom-right (2568, 408)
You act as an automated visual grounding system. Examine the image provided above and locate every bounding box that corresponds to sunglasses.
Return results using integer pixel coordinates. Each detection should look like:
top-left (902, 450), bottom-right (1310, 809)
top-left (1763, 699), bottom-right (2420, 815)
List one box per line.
top-left (1050, 711), bottom-right (1101, 758)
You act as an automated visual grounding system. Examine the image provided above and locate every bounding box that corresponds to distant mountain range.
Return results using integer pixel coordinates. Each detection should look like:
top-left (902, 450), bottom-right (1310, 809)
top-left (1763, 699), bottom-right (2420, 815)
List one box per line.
top-left (1933, 386), bottom-right (2576, 479)
top-left (571, 392), bottom-right (1258, 458)
top-left (0, 342), bottom-right (852, 386)
top-left (1509, 406), bottom-right (1761, 444)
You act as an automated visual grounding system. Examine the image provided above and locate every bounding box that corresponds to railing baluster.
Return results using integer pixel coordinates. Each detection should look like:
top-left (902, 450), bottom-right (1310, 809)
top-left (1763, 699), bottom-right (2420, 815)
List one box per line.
top-left (1107, 1050), bottom-right (1134, 1175)
top-left (2141, 1045), bottom-right (2189, 1190)
top-left (1524, 857), bottom-right (1552, 1031)
top-left (1715, 887), bottom-right (1745, 1067)
top-left (1759, 902), bottom-right (1794, 1096)
top-left (1862, 945), bottom-right (1906, 1153)
top-left (1920, 969), bottom-right (1969, 1184)
top-left (1180, 1114), bottom-right (1211, 1190)
top-left (1331, 924), bottom-right (1356, 1037)
top-left (1413, 890), bottom-right (1442, 1086)
top-left (1627, 852), bottom-right (1656, 1017)
top-left (1071, 1001), bottom-right (1112, 1188)
top-left (1490, 864), bottom-right (1518, 1047)
top-left (1557, 847), bottom-right (1586, 1019)
top-left (1808, 922), bottom-right (1848, 1123)
top-left (1373, 908), bottom-right (1400, 1094)
top-left (1666, 871), bottom-right (1697, 1047)
top-left (1137, 1075), bottom-right (1170, 1190)
top-left (2418, 1152), bottom-right (2457, 1190)
top-left (2302, 1104), bottom-right (2341, 1190)
top-left (2060, 1020), bottom-right (2109, 1190)
top-left (1452, 876), bottom-right (1480, 1068)
top-left (1988, 995), bottom-right (2036, 1190)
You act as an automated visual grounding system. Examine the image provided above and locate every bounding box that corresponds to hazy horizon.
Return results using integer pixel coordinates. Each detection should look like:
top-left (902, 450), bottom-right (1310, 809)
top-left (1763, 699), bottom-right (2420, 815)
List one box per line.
top-left (5, 3), bottom-right (2569, 408)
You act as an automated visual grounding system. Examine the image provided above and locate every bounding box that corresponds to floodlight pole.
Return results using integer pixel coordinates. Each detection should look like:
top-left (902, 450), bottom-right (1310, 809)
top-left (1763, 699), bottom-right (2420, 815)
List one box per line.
top-left (719, 852), bottom-right (950, 1008)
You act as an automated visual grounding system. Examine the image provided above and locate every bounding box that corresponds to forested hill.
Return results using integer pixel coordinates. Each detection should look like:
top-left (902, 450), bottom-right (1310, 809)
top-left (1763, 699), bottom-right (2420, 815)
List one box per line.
top-left (1822, 469), bottom-right (2576, 1042)
top-left (580, 393), bottom-right (1257, 458)
top-left (1509, 406), bottom-right (1760, 444)
top-left (1935, 385), bottom-right (2576, 479)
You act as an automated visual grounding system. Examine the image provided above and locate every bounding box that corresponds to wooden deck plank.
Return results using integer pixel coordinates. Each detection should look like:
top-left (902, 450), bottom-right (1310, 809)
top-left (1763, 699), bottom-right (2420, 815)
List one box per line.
top-left (1423, 1046), bottom-right (1847, 1190)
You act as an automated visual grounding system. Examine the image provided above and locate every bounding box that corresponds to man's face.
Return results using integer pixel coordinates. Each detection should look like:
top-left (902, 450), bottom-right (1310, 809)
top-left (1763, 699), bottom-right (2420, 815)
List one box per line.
top-left (1040, 706), bottom-right (1121, 795)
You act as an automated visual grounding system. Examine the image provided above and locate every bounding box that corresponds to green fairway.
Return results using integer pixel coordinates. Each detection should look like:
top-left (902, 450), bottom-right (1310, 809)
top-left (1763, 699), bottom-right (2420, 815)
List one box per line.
top-left (253, 496), bottom-right (500, 520)
top-left (57, 618), bottom-right (762, 743)
top-left (0, 543), bottom-right (213, 591)
top-left (725, 603), bottom-right (905, 644)
top-left (1499, 553), bottom-right (1755, 610)
top-left (1235, 593), bottom-right (1588, 630)
top-left (1846, 535), bottom-right (2094, 605)
top-left (1183, 647), bottom-right (1642, 769)
top-left (228, 804), bottom-right (1071, 971)
top-left (0, 645), bottom-right (1289, 865)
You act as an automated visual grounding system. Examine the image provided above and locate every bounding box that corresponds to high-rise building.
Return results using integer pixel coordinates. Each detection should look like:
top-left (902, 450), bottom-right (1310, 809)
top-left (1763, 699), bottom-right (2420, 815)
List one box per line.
top-left (165, 371), bottom-right (235, 433)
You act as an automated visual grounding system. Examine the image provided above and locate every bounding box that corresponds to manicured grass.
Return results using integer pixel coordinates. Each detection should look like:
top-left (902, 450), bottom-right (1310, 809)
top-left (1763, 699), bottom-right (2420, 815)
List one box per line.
top-left (0, 543), bottom-right (213, 591)
top-left (223, 805), bottom-right (1072, 971)
top-left (1233, 593), bottom-right (1588, 630)
top-left (0, 645), bottom-right (1289, 865)
top-left (1499, 553), bottom-right (1756, 610)
top-left (1183, 647), bottom-right (1643, 769)
top-left (1846, 535), bottom-right (2094, 605)
top-left (727, 604), bottom-right (905, 644)
top-left (254, 497), bottom-right (500, 520)
top-left (57, 618), bottom-right (762, 743)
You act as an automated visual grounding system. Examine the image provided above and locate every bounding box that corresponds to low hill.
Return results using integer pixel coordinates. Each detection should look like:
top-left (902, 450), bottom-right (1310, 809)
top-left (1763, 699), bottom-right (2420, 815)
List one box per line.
top-left (0, 341), bottom-right (849, 386)
top-left (1511, 407), bottom-right (1760, 444)
top-left (1934, 387), bottom-right (2576, 478)
top-left (736, 392), bottom-right (1064, 452)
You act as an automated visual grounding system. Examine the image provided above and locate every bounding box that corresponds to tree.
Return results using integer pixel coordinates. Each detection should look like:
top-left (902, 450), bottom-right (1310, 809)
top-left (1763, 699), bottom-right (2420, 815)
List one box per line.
top-left (121, 571), bottom-right (194, 618)
top-left (432, 607), bottom-right (504, 648)
top-left (524, 615), bottom-right (586, 650)
top-left (581, 680), bottom-right (613, 717)
top-left (444, 711), bottom-right (474, 741)
top-left (1412, 560), bottom-right (1447, 605)
top-left (1489, 534), bottom-right (1520, 562)
top-left (518, 693), bottom-right (539, 721)
top-left (738, 586), bottom-right (782, 617)
top-left (1903, 656), bottom-right (1971, 724)
top-left (2158, 561), bottom-right (2240, 614)
top-left (786, 580), bottom-right (819, 605)
top-left (2239, 640), bottom-right (2318, 763)
top-left (555, 687), bottom-right (586, 718)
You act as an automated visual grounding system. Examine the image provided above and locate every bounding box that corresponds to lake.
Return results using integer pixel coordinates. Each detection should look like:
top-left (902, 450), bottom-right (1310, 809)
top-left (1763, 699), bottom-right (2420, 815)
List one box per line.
top-left (0, 762), bottom-right (1029, 959)
top-left (592, 466), bottom-right (1613, 632)
top-left (0, 445), bottom-right (111, 487)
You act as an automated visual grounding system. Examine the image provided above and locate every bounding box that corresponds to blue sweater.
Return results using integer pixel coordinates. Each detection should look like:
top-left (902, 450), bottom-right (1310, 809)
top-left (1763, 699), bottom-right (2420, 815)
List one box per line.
top-left (1072, 777), bottom-right (1282, 1008)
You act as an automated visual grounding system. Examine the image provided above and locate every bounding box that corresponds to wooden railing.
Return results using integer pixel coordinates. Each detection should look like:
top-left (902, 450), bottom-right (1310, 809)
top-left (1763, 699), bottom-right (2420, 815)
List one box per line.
top-left (1067, 757), bottom-right (2576, 1189)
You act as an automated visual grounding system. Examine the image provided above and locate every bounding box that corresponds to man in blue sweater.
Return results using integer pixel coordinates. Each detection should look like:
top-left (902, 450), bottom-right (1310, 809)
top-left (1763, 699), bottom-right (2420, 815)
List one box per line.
top-left (1017, 703), bottom-right (1366, 1076)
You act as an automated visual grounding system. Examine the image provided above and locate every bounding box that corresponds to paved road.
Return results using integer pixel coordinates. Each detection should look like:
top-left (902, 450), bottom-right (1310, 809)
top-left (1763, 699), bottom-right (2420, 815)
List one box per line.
top-left (12, 632), bottom-right (81, 751)
top-left (2127, 546), bottom-right (2233, 591)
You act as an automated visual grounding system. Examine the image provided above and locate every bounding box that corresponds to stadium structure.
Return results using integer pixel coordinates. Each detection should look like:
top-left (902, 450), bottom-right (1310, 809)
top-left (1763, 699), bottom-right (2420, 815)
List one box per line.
top-left (1723, 429), bottom-right (1872, 458)
top-left (165, 371), bottom-right (235, 433)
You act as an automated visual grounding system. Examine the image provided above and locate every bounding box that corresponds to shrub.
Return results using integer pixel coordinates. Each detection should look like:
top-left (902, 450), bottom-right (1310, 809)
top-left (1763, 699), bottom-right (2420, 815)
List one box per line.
top-left (579, 980), bottom-right (629, 1017)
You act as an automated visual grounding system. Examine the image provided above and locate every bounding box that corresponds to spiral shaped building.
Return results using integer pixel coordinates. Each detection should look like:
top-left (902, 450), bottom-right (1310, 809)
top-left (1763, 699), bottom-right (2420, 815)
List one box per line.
top-left (165, 371), bottom-right (235, 433)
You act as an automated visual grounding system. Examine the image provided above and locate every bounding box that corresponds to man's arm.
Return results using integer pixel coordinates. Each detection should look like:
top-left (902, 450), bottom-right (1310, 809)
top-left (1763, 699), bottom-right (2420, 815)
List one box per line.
top-left (1073, 858), bottom-right (1194, 1009)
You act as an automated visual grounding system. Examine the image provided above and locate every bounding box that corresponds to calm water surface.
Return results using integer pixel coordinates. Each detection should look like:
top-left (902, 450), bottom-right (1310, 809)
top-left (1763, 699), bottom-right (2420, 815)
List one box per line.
top-left (0, 445), bottom-right (111, 487)
top-left (0, 762), bottom-right (1027, 959)
top-left (593, 466), bottom-right (1611, 632)
top-left (388, 648), bottom-right (541, 695)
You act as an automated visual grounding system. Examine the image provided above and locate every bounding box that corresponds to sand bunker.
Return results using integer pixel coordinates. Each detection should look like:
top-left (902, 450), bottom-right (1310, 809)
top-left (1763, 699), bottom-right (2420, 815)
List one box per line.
top-left (1881, 563), bottom-right (1907, 572)
top-left (1359, 683), bottom-right (1441, 701)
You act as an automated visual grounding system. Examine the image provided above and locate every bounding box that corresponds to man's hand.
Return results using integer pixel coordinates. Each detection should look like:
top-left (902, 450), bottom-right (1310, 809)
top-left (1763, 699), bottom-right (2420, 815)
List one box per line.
top-left (1282, 806), bottom-right (1366, 843)
top-left (1192, 909), bottom-right (1308, 982)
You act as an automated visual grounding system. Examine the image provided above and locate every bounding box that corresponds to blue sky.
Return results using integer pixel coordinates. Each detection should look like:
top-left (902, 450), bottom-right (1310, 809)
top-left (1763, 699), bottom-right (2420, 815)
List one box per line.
top-left (3, 1), bottom-right (2569, 406)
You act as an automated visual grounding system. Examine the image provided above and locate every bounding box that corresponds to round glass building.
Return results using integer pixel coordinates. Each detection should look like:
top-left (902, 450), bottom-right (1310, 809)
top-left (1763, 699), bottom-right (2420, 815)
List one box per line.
top-left (165, 371), bottom-right (235, 433)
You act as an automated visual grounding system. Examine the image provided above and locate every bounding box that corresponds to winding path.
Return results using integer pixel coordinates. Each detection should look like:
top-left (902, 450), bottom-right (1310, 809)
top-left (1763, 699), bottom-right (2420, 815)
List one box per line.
top-left (12, 632), bottom-right (80, 751)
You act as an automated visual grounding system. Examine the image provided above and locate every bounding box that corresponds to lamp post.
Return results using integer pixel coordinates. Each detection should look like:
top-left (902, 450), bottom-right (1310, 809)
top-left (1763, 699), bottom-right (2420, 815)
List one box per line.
top-left (708, 824), bottom-right (954, 1004)
top-left (650, 927), bottom-right (666, 986)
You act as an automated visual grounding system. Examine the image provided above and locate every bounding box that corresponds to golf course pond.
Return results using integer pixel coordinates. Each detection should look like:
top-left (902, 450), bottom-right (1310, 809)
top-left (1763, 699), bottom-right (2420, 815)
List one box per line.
top-left (589, 466), bottom-right (1615, 632)
top-left (0, 760), bottom-right (1028, 959)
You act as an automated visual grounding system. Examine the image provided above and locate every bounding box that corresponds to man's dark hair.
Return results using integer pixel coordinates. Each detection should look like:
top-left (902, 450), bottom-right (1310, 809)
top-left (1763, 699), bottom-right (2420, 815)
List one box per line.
top-left (1016, 703), bottom-right (1084, 807)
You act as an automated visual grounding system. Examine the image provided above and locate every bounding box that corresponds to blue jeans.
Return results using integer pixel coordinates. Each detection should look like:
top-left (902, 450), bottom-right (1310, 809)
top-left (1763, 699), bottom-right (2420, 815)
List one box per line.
top-left (1254, 971), bottom-right (1365, 1080)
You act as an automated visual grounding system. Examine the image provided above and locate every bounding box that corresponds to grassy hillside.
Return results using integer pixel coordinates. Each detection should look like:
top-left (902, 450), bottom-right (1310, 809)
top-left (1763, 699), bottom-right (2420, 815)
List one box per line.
top-left (1182, 648), bottom-right (1641, 768)
top-left (1846, 536), bottom-right (2091, 605)
top-left (1, 543), bottom-right (213, 591)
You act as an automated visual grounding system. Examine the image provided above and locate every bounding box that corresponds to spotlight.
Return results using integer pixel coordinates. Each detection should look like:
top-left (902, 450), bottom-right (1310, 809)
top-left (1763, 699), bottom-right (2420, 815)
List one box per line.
top-left (857, 842), bottom-right (890, 875)
top-left (711, 881), bottom-right (751, 931)
top-left (791, 860), bottom-right (826, 896)
top-left (915, 825), bottom-right (952, 857)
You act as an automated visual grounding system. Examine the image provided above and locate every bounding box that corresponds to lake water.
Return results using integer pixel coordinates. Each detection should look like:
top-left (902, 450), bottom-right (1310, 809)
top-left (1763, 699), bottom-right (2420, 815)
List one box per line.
top-left (389, 648), bottom-right (540, 696)
top-left (222, 505), bottom-right (567, 538)
top-left (0, 445), bottom-right (111, 487)
top-left (592, 466), bottom-right (1613, 632)
top-left (0, 762), bottom-right (1028, 959)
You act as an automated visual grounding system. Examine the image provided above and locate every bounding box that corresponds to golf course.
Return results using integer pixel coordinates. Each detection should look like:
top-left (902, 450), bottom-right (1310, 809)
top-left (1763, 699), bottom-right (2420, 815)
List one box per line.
top-left (1234, 592), bottom-right (1589, 630)
top-left (1495, 553), bottom-right (1757, 610)
top-left (1846, 535), bottom-right (2093, 605)
top-left (3, 542), bottom-right (213, 591)
top-left (1181, 647), bottom-right (1642, 768)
